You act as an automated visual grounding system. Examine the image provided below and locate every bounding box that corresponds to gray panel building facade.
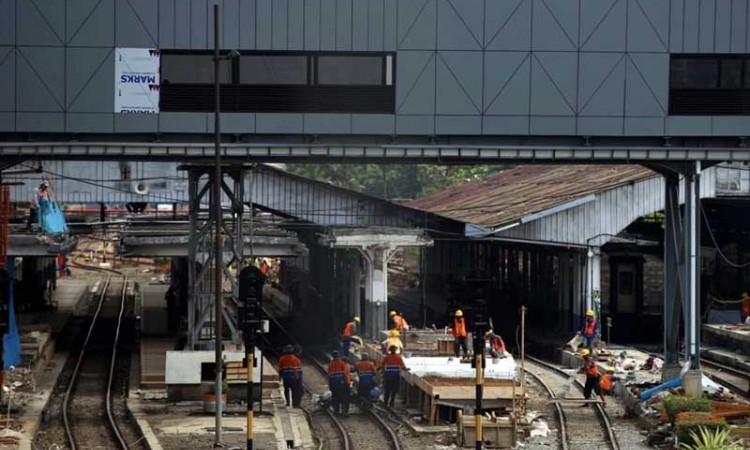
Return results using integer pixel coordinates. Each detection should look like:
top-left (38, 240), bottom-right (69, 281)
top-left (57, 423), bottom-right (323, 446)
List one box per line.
top-left (1, 0), bottom-right (749, 138)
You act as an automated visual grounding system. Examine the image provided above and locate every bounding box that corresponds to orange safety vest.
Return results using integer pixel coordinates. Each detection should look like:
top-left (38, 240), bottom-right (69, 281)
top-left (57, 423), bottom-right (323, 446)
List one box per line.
top-left (600, 374), bottom-right (613, 391)
top-left (583, 356), bottom-right (600, 377)
top-left (278, 354), bottom-right (301, 381)
top-left (328, 359), bottom-right (351, 385)
top-left (489, 335), bottom-right (506, 353)
top-left (380, 354), bottom-right (406, 377)
top-left (342, 321), bottom-right (357, 338)
top-left (393, 315), bottom-right (409, 331)
top-left (452, 318), bottom-right (467, 338)
top-left (583, 318), bottom-right (597, 337)
top-left (355, 360), bottom-right (377, 384)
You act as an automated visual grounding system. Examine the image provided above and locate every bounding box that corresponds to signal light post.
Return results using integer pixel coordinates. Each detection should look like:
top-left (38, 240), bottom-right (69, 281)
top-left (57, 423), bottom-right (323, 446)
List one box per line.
top-left (239, 266), bottom-right (264, 450)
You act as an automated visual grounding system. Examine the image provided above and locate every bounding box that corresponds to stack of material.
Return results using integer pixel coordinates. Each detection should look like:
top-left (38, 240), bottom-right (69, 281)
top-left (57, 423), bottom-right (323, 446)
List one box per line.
top-left (18, 325), bottom-right (52, 370)
top-left (405, 356), bottom-right (517, 380)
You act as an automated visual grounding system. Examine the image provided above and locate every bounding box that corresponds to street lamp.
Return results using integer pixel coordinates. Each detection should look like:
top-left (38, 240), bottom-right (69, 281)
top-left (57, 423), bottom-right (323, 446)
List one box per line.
top-left (212, 4), bottom-right (239, 447)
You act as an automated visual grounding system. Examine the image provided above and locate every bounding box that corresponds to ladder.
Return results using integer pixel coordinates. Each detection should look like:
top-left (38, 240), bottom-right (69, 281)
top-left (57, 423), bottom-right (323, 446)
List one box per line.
top-left (0, 187), bottom-right (9, 269)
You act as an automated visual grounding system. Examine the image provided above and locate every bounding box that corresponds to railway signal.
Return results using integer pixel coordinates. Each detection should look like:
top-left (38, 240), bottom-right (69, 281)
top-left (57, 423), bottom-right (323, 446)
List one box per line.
top-left (239, 265), bottom-right (265, 450)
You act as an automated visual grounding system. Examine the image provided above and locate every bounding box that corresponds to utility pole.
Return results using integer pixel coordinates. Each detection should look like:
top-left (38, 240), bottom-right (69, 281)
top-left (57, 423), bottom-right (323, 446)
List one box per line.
top-left (470, 277), bottom-right (489, 450)
top-left (212, 4), bottom-right (224, 446)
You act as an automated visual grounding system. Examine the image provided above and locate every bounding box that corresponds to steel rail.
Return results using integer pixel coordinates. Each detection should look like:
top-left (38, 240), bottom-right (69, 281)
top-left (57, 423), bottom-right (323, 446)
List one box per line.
top-left (526, 355), bottom-right (620, 450)
top-left (62, 275), bottom-right (119, 449)
top-left (264, 307), bottom-right (401, 450)
top-left (105, 277), bottom-right (130, 449)
top-left (523, 368), bottom-right (569, 450)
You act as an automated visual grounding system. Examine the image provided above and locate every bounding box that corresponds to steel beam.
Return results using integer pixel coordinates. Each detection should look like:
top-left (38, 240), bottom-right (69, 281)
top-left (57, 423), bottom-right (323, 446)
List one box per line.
top-left (2, 142), bottom-right (750, 163)
top-left (663, 174), bottom-right (682, 377)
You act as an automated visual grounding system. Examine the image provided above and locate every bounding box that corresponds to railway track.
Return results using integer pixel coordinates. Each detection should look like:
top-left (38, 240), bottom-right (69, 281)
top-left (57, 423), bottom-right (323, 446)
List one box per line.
top-left (264, 309), bottom-right (401, 450)
top-left (525, 356), bottom-right (619, 450)
top-left (61, 275), bottom-right (140, 449)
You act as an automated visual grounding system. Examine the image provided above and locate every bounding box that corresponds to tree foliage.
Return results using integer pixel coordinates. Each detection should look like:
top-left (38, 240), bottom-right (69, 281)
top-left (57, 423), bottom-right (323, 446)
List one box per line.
top-left (287, 164), bottom-right (508, 200)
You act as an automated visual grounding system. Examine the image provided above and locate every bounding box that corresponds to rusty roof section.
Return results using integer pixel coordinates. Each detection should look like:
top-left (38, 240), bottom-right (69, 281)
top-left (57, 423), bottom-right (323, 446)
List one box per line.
top-left (407, 165), bottom-right (657, 229)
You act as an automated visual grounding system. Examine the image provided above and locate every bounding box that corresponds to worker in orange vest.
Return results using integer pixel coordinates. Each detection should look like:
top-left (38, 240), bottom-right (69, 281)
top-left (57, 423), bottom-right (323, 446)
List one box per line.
top-left (354, 353), bottom-right (377, 401)
top-left (741, 292), bottom-right (750, 323)
top-left (389, 310), bottom-right (409, 331)
top-left (379, 345), bottom-right (408, 408)
top-left (327, 350), bottom-right (352, 416)
top-left (341, 316), bottom-right (360, 358)
top-left (599, 367), bottom-right (614, 396)
top-left (485, 329), bottom-right (506, 358)
top-left (581, 309), bottom-right (598, 351)
top-left (277, 345), bottom-right (302, 408)
top-left (581, 348), bottom-right (605, 406)
top-left (448, 310), bottom-right (468, 357)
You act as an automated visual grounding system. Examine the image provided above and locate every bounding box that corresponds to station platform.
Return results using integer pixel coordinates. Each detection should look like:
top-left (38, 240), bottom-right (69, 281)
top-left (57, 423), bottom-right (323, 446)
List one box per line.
top-left (6, 279), bottom-right (90, 449)
top-left (704, 323), bottom-right (750, 354)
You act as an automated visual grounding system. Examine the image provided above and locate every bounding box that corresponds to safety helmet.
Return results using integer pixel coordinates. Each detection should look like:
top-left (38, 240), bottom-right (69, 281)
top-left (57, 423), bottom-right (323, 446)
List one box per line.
top-left (485, 329), bottom-right (493, 337)
top-left (743, 292), bottom-right (749, 298)
top-left (455, 309), bottom-right (464, 317)
top-left (361, 353), bottom-right (369, 360)
top-left (389, 329), bottom-right (400, 337)
top-left (581, 349), bottom-right (591, 356)
top-left (354, 316), bottom-right (361, 323)
top-left (586, 309), bottom-right (594, 316)
top-left (605, 366), bottom-right (614, 372)
top-left (390, 310), bottom-right (397, 317)
top-left (283, 345), bottom-right (294, 354)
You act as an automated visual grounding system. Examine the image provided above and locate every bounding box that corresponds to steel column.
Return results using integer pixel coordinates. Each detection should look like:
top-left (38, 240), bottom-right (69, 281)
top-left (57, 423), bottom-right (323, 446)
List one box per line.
top-left (663, 174), bottom-right (682, 375)
top-left (683, 162), bottom-right (701, 369)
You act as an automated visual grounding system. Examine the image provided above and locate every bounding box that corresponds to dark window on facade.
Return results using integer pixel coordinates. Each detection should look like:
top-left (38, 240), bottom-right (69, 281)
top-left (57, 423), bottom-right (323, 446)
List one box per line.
top-left (317, 55), bottom-right (384, 85)
top-left (160, 51), bottom-right (395, 114)
top-left (670, 54), bottom-right (750, 115)
top-left (239, 55), bottom-right (308, 84)
top-left (161, 54), bottom-right (231, 84)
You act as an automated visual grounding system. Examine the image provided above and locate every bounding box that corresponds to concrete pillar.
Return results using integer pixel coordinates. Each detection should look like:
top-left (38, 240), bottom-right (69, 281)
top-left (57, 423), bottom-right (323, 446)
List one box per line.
top-left (663, 174), bottom-right (682, 379)
top-left (362, 247), bottom-right (392, 339)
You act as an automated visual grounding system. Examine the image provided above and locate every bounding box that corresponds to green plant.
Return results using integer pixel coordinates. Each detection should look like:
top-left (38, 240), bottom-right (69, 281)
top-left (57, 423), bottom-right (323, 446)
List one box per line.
top-left (678, 425), bottom-right (742, 450)
top-left (675, 413), bottom-right (728, 447)
top-left (663, 395), bottom-right (712, 423)
top-left (208, 379), bottom-right (230, 395)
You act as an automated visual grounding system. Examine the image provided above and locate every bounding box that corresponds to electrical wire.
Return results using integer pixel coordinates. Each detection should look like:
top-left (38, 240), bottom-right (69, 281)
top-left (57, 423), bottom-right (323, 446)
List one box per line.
top-left (700, 200), bottom-right (750, 268)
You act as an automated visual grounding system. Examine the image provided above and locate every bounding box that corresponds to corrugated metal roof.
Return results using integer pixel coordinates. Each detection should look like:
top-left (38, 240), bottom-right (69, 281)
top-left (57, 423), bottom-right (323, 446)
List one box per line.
top-left (407, 165), bottom-right (657, 229)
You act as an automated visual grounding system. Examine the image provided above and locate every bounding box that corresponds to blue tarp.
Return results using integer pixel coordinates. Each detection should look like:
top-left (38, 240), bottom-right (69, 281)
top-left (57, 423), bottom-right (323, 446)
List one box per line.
top-left (38, 197), bottom-right (67, 234)
top-left (3, 259), bottom-right (20, 370)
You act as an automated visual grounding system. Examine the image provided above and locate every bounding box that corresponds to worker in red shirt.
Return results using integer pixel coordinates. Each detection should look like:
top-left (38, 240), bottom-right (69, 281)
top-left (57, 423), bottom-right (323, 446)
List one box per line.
top-left (379, 345), bottom-right (408, 408)
top-left (341, 316), bottom-right (360, 358)
top-left (581, 348), bottom-right (606, 406)
top-left (448, 310), bottom-right (468, 357)
top-left (327, 350), bottom-right (351, 416)
top-left (354, 353), bottom-right (377, 402)
top-left (277, 345), bottom-right (302, 408)
top-left (485, 329), bottom-right (506, 358)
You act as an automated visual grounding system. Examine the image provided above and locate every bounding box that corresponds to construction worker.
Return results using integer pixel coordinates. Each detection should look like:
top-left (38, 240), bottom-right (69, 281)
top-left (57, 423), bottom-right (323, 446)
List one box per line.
top-left (277, 345), bottom-right (302, 408)
top-left (355, 353), bottom-right (377, 401)
top-left (379, 345), bottom-right (408, 408)
top-left (485, 329), bottom-right (506, 358)
top-left (449, 310), bottom-right (468, 357)
top-left (390, 310), bottom-right (410, 332)
top-left (381, 329), bottom-right (404, 355)
top-left (599, 367), bottom-right (614, 396)
top-left (341, 316), bottom-right (360, 358)
top-left (327, 350), bottom-right (351, 416)
top-left (741, 292), bottom-right (750, 323)
top-left (581, 309), bottom-right (598, 351)
top-left (580, 348), bottom-right (606, 406)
